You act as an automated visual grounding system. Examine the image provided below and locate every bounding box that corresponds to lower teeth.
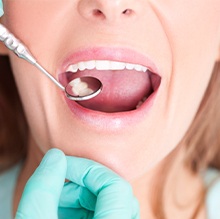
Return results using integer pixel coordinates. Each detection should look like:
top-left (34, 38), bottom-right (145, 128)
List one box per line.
top-left (136, 97), bottom-right (147, 109)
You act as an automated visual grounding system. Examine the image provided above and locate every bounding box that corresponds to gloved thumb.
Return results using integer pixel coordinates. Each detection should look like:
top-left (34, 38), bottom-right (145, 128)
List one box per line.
top-left (0, 0), bottom-right (4, 17)
top-left (15, 149), bottom-right (67, 219)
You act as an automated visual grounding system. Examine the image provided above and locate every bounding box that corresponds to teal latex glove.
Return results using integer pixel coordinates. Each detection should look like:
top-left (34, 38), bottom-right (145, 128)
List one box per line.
top-left (0, 0), bottom-right (3, 17)
top-left (15, 149), bottom-right (140, 219)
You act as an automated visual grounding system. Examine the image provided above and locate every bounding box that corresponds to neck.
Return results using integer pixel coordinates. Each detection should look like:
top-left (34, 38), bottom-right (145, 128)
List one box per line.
top-left (130, 146), bottom-right (205, 219)
top-left (130, 147), bottom-right (179, 218)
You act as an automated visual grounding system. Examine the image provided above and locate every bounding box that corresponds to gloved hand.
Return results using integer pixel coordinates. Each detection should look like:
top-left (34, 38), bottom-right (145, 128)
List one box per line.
top-left (15, 149), bottom-right (140, 219)
top-left (0, 0), bottom-right (3, 17)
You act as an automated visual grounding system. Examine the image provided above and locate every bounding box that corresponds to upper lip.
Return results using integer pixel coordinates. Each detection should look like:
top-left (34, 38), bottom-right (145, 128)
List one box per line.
top-left (57, 47), bottom-right (161, 76)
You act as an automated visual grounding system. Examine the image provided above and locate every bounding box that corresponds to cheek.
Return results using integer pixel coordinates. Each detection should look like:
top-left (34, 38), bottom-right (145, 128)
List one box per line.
top-left (158, 1), bottom-right (220, 144)
top-left (8, 57), bottom-right (51, 147)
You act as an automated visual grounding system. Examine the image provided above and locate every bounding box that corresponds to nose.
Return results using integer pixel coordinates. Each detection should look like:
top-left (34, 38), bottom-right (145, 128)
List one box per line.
top-left (78, 0), bottom-right (137, 23)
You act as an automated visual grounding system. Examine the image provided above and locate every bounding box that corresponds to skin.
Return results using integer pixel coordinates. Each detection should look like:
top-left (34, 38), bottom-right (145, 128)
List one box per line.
top-left (1, 0), bottom-right (220, 218)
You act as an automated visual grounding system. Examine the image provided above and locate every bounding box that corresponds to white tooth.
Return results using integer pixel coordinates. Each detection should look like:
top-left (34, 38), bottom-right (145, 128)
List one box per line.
top-left (142, 66), bottom-right (148, 72)
top-left (136, 97), bottom-right (147, 109)
top-left (79, 87), bottom-right (93, 96)
top-left (126, 63), bottom-right (135, 70)
top-left (70, 79), bottom-right (92, 96)
top-left (110, 61), bottom-right (126, 70)
top-left (67, 64), bottom-right (78, 73)
top-left (134, 64), bottom-right (142, 72)
top-left (96, 60), bottom-right (110, 70)
top-left (67, 60), bottom-right (147, 73)
top-left (136, 101), bottom-right (143, 109)
top-left (78, 62), bottom-right (86, 71)
top-left (69, 78), bottom-right (83, 86)
top-left (73, 82), bottom-right (87, 94)
top-left (85, 60), bottom-right (96, 70)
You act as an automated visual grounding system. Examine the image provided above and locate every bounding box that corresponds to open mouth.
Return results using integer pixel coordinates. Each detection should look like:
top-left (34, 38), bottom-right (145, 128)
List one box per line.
top-left (59, 60), bottom-right (161, 113)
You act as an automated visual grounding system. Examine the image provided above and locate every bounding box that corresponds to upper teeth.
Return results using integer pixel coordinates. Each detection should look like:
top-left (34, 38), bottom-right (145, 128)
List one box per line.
top-left (66, 60), bottom-right (148, 73)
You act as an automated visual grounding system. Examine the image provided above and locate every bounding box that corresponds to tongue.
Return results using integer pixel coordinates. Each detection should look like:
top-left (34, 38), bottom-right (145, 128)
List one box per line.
top-left (63, 69), bottom-right (152, 112)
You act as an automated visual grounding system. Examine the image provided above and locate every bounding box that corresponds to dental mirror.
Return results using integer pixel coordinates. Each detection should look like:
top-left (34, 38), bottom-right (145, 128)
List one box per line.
top-left (65, 76), bottom-right (102, 101)
top-left (0, 24), bottom-right (102, 101)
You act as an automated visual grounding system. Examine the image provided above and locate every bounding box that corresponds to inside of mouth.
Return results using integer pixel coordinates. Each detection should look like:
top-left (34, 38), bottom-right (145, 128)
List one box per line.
top-left (59, 69), bottom-right (161, 113)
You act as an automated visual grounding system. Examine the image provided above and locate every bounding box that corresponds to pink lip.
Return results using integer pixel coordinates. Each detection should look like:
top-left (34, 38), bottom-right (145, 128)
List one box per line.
top-left (57, 47), bottom-right (161, 131)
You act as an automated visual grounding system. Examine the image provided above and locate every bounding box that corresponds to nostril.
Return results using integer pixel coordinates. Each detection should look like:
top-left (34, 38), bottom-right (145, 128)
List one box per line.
top-left (93, 9), bottom-right (102, 15)
top-left (92, 8), bottom-right (134, 20)
top-left (92, 8), bottom-right (134, 19)
top-left (93, 9), bottom-right (105, 18)
top-left (122, 9), bottom-right (133, 15)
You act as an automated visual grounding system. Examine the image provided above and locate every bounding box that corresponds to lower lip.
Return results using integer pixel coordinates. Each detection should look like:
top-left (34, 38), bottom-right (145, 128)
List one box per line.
top-left (62, 89), bottom-right (159, 132)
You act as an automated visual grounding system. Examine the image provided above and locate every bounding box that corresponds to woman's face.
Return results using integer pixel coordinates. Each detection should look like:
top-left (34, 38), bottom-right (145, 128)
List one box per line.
top-left (2, 0), bottom-right (220, 180)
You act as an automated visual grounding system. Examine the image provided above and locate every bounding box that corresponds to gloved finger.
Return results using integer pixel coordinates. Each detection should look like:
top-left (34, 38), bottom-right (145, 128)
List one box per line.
top-left (132, 198), bottom-right (140, 219)
top-left (0, 0), bottom-right (4, 17)
top-left (66, 156), bottom-right (140, 219)
top-left (15, 149), bottom-right (67, 219)
top-left (59, 181), bottom-right (96, 211)
top-left (58, 206), bottom-right (94, 219)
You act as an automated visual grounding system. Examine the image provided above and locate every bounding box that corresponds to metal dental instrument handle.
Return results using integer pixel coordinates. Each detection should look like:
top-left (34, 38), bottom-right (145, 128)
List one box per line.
top-left (0, 24), bottom-right (102, 101)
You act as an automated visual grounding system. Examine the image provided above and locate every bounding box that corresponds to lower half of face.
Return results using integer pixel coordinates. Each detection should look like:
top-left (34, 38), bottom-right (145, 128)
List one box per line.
top-left (3, 0), bottom-right (220, 180)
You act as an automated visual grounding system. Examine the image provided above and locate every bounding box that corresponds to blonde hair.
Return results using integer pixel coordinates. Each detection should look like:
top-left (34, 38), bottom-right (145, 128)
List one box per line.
top-left (184, 61), bottom-right (220, 171)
